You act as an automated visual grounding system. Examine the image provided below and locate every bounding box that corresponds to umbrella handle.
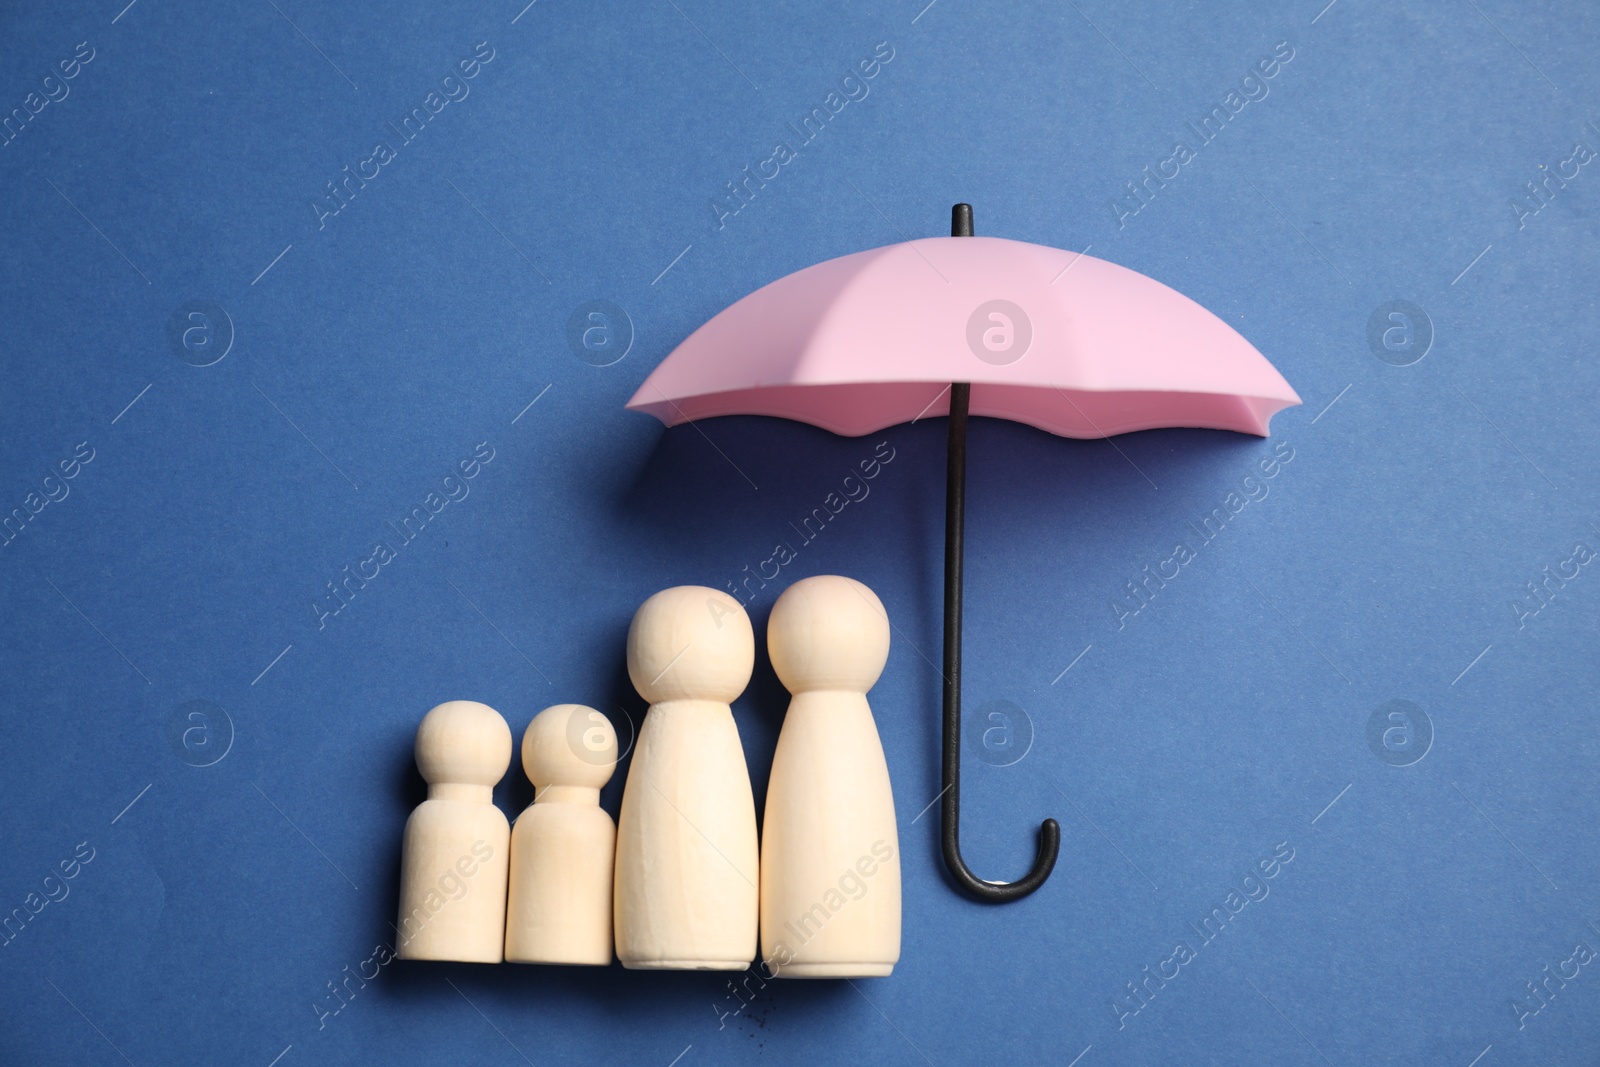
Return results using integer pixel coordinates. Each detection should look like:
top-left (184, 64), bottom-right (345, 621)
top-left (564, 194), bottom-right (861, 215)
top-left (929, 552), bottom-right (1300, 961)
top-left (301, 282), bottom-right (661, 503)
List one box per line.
top-left (938, 203), bottom-right (1060, 903)
top-left (941, 377), bottom-right (1061, 903)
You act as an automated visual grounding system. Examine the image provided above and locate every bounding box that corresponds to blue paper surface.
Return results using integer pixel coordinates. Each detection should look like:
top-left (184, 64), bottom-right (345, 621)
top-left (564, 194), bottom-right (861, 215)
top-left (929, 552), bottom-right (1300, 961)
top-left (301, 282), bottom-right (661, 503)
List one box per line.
top-left (2, 1), bottom-right (1597, 1064)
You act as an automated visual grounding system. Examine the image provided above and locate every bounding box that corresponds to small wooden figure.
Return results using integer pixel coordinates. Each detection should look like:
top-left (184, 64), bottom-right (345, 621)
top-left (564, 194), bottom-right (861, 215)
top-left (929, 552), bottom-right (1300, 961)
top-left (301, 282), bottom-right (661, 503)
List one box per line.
top-left (395, 700), bottom-right (512, 963)
top-left (761, 575), bottom-right (901, 977)
top-left (614, 586), bottom-right (760, 970)
top-left (504, 704), bottom-right (617, 965)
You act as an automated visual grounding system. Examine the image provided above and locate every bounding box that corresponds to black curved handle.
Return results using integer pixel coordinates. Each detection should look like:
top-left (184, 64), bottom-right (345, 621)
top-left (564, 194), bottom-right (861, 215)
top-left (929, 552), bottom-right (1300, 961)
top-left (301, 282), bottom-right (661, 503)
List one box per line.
top-left (939, 204), bottom-right (1060, 903)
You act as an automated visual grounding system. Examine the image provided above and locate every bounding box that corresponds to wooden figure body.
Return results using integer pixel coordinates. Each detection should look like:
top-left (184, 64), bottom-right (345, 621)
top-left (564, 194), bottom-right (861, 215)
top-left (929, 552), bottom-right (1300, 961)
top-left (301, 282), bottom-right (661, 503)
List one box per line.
top-left (505, 704), bottom-right (617, 965)
top-left (396, 700), bottom-right (512, 963)
top-left (761, 575), bottom-right (901, 978)
top-left (614, 586), bottom-right (759, 970)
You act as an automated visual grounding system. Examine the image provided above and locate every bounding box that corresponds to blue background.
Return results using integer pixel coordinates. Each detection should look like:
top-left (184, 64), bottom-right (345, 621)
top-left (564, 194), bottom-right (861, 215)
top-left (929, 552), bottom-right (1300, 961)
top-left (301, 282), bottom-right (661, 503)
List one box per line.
top-left (2, 0), bottom-right (1597, 1064)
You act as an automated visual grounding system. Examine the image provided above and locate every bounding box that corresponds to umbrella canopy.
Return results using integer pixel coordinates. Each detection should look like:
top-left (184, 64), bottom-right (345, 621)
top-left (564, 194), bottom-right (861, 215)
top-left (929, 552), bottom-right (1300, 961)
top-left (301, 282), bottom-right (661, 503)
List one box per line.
top-left (628, 234), bottom-right (1299, 438)
top-left (628, 205), bottom-right (1300, 905)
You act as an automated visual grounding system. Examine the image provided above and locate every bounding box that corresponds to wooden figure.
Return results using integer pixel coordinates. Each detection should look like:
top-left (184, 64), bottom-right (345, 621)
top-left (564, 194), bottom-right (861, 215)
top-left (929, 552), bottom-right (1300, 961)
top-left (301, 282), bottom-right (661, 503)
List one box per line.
top-left (761, 575), bottom-right (901, 977)
top-left (395, 700), bottom-right (512, 963)
top-left (614, 586), bottom-right (759, 970)
top-left (504, 704), bottom-right (617, 965)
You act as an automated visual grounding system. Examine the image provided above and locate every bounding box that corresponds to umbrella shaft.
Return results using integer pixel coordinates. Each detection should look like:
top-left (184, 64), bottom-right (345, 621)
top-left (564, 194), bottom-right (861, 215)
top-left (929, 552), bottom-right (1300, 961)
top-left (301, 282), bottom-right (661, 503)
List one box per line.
top-left (938, 203), bottom-right (1060, 903)
top-left (941, 380), bottom-right (970, 839)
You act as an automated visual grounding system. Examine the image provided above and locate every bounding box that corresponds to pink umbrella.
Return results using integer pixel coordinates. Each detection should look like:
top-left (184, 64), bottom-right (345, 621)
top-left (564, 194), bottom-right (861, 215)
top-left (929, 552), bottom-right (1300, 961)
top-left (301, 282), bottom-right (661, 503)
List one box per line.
top-left (629, 205), bottom-right (1300, 902)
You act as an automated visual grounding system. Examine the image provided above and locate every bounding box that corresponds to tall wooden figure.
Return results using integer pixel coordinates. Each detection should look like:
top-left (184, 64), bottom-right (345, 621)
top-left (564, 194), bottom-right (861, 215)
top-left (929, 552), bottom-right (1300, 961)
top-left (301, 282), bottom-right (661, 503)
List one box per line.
top-left (614, 586), bottom-right (759, 970)
top-left (761, 576), bottom-right (901, 977)
top-left (396, 700), bottom-right (512, 963)
top-left (505, 704), bottom-right (617, 965)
